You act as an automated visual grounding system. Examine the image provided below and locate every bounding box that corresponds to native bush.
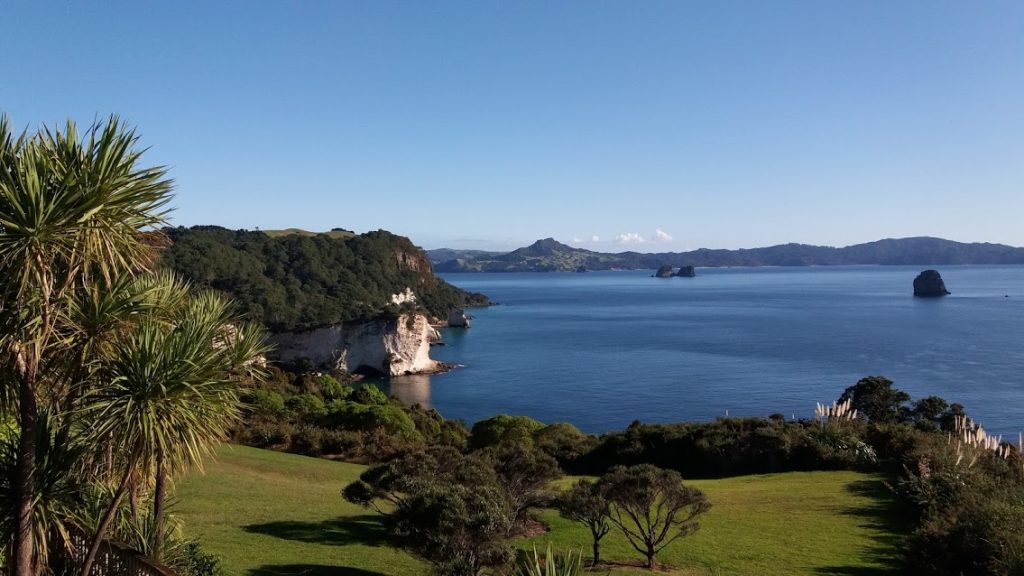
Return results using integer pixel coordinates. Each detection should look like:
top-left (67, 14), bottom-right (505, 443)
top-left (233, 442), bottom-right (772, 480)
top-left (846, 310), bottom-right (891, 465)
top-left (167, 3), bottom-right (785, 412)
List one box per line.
top-left (344, 448), bottom-right (516, 576)
top-left (838, 375), bottom-right (911, 424)
top-left (482, 443), bottom-right (561, 526)
top-left (160, 226), bottom-right (489, 332)
top-left (286, 393), bottom-right (326, 417)
top-left (470, 414), bottom-right (545, 450)
top-left (557, 480), bottom-right (610, 566)
top-left (598, 464), bottom-right (710, 569)
top-left (534, 422), bottom-right (597, 471)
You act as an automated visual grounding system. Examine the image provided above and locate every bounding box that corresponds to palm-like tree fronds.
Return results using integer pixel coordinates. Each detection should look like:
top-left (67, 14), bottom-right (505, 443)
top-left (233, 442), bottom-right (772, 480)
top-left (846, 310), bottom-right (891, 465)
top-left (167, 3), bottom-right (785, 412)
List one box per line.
top-left (0, 410), bottom-right (88, 569)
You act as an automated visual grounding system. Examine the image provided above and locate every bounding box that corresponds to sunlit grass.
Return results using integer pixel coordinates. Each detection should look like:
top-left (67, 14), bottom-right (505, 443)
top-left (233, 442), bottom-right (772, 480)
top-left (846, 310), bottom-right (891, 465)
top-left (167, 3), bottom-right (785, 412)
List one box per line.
top-left (261, 228), bottom-right (354, 239)
top-left (177, 445), bottom-right (907, 576)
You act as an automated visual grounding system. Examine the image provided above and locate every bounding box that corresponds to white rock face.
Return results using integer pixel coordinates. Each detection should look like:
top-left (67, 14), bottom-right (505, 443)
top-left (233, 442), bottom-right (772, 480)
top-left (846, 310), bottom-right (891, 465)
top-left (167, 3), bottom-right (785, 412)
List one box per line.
top-left (266, 313), bottom-right (442, 376)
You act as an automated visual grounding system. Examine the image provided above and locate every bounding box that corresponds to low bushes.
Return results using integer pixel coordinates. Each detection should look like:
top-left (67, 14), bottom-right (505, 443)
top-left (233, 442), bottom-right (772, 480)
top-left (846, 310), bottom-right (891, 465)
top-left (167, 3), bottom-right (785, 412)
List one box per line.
top-left (233, 367), bottom-right (466, 462)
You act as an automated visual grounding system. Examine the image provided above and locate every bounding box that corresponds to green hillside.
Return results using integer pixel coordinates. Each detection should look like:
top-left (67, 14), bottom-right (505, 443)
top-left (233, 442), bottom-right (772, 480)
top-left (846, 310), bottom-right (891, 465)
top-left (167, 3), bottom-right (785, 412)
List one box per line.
top-left (159, 226), bottom-right (488, 331)
top-left (262, 228), bottom-right (355, 240)
top-left (177, 445), bottom-right (906, 576)
top-left (435, 236), bottom-right (1024, 272)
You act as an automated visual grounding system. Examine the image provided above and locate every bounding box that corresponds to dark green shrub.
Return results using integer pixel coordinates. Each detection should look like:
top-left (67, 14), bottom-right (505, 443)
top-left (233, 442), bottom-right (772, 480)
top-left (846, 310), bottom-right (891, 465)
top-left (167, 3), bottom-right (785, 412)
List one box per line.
top-left (470, 414), bottom-right (544, 450)
top-left (344, 447), bottom-right (515, 576)
top-left (533, 422), bottom-right (597, 471)
top-left (232, 418), bottom-right (294, 449)
top-left (247, 389), bottom-right (285, 414)
top-left (286, 393), bottom-right (326, 417)
top-left (318, 374), bottom-right (351, 400)
top-left (482, 443), bottom-right (561, 526)
top-left (837, 375), bottom-right (911, 424)
top-left (290, 425), bottom-right (328, 455)
top-left (176, 541), bottom-right (223, 576)
top-left (436, 420), bottom-right (470, 450)
top-left (352, 384), bottom-right (389, 406)
top-left (322, 401), bottom-right (421, 440)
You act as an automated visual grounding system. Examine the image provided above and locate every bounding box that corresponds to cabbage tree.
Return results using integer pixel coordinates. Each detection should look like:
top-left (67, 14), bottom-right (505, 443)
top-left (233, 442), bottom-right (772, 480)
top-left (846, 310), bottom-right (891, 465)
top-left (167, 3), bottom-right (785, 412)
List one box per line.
top-left (79, 284), bottom-right (266, 573)
top-left (0, 115), bottom-right (172, 576)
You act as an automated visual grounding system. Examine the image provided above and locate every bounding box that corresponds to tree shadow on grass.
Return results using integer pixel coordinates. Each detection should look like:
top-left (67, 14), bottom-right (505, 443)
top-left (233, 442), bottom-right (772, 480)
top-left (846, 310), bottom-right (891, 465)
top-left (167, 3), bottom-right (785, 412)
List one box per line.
top-left (244, 514), bottom-right (393, 547)
top-left (248, 565), bottom-right (388, 576)
top-left (811, 478), bottom-right (913, 576)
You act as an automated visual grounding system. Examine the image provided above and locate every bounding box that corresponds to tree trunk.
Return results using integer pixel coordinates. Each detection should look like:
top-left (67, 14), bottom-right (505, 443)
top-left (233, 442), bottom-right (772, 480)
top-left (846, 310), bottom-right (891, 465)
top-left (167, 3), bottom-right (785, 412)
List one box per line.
top-left (646, 547), bottom-right (655, 570)
top-left (592, 539), bottom-right (600, 567)
top-left (79, 466), bottom-right (133, 576)
top-left (152, 454), bottom-right (167, 559)
top-left (13, 365), bottom-right (38, 576)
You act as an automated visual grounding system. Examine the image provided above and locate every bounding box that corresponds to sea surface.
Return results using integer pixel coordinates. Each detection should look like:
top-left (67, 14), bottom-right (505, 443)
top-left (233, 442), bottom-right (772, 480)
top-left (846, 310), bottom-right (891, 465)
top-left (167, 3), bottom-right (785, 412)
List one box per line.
top-left (379, 266), bottom-right (1024, 436)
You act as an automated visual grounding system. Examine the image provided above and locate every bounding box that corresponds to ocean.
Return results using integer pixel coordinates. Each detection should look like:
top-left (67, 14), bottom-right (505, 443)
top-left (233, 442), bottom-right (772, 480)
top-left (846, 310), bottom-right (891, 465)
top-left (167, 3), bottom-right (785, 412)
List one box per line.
top-left (380, 266), bottom-right (1024, 437)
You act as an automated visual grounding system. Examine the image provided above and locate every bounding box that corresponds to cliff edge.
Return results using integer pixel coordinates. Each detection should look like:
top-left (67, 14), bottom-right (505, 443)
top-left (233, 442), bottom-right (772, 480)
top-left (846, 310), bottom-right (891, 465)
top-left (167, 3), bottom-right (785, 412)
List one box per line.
top-left (266, 313), bottom-right (443, 376)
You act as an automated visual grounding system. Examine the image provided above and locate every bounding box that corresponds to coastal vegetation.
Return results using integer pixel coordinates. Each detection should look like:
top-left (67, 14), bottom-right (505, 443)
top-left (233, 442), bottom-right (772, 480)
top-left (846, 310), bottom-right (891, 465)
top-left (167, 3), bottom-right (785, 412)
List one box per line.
top-left (0, 116), bottom-right (265, 576)
top-left (227, 371), bottom-right (1024, 575)
top-left (177, 444), bottom-right (904, 576)
top-left (160, 226), bottom-right (489, 332)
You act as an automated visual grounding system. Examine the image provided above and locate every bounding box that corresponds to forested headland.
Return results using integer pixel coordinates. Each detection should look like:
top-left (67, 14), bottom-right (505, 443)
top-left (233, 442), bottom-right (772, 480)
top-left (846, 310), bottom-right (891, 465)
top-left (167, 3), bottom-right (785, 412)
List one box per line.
top-left (160, 226), bottom-right (489, 332)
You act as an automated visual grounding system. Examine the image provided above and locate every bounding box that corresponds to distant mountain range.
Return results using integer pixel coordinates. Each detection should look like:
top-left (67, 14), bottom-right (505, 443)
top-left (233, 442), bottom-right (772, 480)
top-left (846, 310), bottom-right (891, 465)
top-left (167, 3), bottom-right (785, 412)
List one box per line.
top-left (429, 237), bottom-right (1024, 272)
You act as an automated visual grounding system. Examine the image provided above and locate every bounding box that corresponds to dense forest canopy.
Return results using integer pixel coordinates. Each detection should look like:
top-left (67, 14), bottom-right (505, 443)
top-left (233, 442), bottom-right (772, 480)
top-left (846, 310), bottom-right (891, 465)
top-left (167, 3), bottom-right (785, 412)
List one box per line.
top-left (160, 226), bottom-right (488, 331)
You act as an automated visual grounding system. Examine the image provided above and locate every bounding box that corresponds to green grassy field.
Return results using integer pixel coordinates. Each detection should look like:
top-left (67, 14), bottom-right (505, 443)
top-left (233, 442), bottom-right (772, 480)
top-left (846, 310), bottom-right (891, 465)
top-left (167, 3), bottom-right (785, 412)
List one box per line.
top-left (177, 445), bottom-right (907, 576)
top-left (261, 228), bottom-right (354, 239)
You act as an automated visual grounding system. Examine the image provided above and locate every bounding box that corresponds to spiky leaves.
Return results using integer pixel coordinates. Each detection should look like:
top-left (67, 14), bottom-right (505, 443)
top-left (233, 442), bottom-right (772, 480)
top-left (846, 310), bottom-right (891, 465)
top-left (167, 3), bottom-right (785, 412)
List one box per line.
top-left (0, 410), bottom-right (87, 570)
top-left (515, 545), bottom-right (583, 576)
top-left (77, 281), bottom-right (266, 572)
top-left (85, 286), bottom-right (267, 478)
top-left (0, 115), bottom-right (173, 576)
top-left (0, 116), bottom-right (172, 322)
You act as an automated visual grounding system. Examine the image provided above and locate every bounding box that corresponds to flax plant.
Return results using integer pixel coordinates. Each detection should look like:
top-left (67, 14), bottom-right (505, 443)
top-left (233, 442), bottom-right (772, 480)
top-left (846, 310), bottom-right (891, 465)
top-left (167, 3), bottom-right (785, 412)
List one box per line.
top-left (516, 545), bottom-right (583, 576)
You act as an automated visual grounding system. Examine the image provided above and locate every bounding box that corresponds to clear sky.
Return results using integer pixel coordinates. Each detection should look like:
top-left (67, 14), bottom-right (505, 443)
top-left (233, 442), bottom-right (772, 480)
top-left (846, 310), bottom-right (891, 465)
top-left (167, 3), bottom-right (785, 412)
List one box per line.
top-left (2, 1), bottom-right (1022, 252)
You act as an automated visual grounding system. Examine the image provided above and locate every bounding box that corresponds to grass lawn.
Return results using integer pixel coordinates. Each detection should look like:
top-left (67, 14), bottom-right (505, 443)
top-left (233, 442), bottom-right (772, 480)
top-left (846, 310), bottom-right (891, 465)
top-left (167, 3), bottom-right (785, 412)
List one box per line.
top-left (177, 445), bottom-right (907, 576)
top-left (262, 228), bottom-right (354, 239)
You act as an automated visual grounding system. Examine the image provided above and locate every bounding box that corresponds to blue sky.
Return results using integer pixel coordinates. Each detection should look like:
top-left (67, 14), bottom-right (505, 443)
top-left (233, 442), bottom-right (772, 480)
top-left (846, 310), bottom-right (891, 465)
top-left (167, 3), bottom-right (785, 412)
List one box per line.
top-left (2, 1), bottom-right (1022, 251)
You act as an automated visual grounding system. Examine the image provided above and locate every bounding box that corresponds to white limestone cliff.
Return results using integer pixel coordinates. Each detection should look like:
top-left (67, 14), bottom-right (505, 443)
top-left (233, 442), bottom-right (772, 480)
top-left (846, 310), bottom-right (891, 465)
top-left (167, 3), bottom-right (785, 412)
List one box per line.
top-left (266, 313), bottom-right (442, 376)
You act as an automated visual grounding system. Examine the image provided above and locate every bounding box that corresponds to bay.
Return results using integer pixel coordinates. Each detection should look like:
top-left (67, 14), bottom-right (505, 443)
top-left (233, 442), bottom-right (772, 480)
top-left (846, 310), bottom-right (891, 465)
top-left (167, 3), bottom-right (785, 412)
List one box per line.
top-left (380, 266), bottom-right (1024, 437)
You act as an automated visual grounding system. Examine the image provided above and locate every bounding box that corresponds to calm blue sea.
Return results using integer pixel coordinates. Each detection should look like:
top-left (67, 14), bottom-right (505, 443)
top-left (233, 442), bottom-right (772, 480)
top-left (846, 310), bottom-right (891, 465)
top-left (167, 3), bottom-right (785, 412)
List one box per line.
top-left (380, 266), bottom-right (1024, 437)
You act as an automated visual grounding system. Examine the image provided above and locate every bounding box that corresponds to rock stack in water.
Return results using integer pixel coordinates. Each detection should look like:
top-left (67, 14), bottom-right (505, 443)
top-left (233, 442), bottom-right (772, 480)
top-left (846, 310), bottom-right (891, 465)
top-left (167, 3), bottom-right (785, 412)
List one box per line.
top-left (913, 270), bottom-right (950, 297)
top-left (654, 265), bottom-right (674, 278)
top-left (674, 265), bottom-right (697, 277)
top-left (448, 308), bottom-right (470, 327)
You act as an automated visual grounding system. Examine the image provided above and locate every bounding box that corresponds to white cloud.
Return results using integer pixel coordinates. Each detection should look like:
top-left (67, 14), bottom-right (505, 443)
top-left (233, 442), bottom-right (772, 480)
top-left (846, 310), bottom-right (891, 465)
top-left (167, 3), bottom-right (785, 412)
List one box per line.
top-left (653, 228), bottom-right (674, 243)
top-left (591, 235), bottom-right (600, 242)
top-left (615, 233), bottom-right (645, 245)
top-left (572, 237), bottom-right (583, 243)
